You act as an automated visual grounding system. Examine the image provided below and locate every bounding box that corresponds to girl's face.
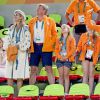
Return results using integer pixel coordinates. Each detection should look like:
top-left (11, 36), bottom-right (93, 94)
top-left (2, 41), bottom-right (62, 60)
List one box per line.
top-left (14, 12), bottom-right (23, 22)
top-left (0, 39), bottom-right (3, 49)
top-left (61, 26), bottom-right (69, 34)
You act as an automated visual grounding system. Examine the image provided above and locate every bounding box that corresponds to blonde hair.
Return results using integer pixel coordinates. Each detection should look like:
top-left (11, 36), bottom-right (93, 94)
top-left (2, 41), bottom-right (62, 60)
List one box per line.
top-left (61, 24), bottom-right (70, 31)
top-left (14, 9), bottom-right (26, 20)
top-left (61, 24), bottom-right (71, 36)
top-left (37, 4), bottom-right (49, 14)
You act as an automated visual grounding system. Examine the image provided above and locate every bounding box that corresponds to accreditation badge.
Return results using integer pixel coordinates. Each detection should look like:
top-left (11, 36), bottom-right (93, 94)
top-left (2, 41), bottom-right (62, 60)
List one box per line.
top-left (85, 49), bottom-right (93, 59)
top-left (78, 15), bottom-right (85, 23)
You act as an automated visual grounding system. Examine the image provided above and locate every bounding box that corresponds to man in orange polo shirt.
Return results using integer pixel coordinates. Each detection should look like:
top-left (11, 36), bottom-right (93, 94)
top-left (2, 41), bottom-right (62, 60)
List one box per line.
top-left (66, 0), bottom-right (100, 44)
top-left (28, 4), bottom-right (57, 85)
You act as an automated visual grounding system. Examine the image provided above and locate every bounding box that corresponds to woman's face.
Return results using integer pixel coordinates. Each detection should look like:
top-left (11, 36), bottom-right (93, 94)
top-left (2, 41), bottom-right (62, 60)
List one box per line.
top-left (0, 39), bottom-right (3, 49)
top-left (14, 12), bottom-right (23, 22)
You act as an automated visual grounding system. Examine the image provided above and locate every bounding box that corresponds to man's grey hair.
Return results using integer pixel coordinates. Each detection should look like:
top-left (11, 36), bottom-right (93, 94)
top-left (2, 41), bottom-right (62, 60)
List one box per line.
top-left (37, 3), bottom-right (49, 12)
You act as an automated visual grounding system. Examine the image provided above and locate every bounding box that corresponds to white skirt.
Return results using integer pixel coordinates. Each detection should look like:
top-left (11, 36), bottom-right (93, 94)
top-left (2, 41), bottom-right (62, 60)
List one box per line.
top-left (5, 50), bottom-right (30, 79)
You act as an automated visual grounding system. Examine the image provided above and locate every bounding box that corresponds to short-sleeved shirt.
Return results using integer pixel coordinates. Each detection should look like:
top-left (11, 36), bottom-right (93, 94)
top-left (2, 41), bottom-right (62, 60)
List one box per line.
top-left (66, 0), bottom-right (100, 25)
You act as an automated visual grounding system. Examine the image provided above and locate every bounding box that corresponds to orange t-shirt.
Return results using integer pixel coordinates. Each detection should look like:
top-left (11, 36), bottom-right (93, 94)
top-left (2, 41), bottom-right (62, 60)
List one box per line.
top-left (66, 0), bottom-right (100, 25)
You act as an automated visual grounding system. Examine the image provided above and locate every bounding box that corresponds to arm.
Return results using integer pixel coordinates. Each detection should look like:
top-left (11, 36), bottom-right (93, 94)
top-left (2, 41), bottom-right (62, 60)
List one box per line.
top-left (51, 19), bottom-right (58, 47)
top-left (55, 39), bottom-right (62, 59)
top-left (66, 36), bottom-right (76, 58)
top-left (85, 10), bottom-right (100, 33)
top-left (76, 35), bottom-right (83, 52)
top-left (65, 1), bottom-right (74, 26)
top-left (89, 0), bottom-right (100, 21)
top-left (93, 37), bottom-right (100, 65)
top-left (66, 13), bottom-right (74, 26)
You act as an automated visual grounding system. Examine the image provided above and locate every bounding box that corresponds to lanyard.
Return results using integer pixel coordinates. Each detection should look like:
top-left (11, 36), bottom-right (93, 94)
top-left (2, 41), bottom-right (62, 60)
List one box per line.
top-left (12, 25), bottom-right (22, 43)
top-left (60, 35), bottom-right (69, 50)
top-left (77, 2), bottom-right (86, 13)
top-left (11, 25), bottom-right (22, 70)
top-left (36, 21), bottom-right (44, 30)
top-left (87, 33), bottom-right (95, 48)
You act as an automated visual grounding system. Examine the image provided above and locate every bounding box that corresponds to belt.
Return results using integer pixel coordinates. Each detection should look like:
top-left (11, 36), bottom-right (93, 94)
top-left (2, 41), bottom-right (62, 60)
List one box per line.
top-left (34, 42), bottom-right (43, 46)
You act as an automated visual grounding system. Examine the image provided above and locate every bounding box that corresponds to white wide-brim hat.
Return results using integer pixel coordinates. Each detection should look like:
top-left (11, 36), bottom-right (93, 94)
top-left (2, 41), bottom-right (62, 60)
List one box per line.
top-left (14, 9), bottom-right (26, 20)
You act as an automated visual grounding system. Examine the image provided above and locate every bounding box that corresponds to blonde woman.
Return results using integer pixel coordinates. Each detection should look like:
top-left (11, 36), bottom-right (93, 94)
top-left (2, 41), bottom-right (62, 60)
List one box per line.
top-left (55, 24), bottom-right (76, 94)
top-left (3, 10), bottom-right (30, 91)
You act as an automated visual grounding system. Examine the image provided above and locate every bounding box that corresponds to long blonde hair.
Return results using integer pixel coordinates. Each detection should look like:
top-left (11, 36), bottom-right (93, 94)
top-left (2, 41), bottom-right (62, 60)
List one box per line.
top-left (60, 24), bottom-right (71, 42)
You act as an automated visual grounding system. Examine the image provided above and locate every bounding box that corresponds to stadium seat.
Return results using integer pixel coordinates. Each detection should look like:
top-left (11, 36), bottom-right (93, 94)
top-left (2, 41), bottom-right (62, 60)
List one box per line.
top-left (39, 64), bottom-right (83, 82)
top-left (0, 96), bottom-right (13, 100)
top-left (94, 64), bottom-right (100, 81)
top-left (49, 13), bottom-right (61, 26)
top-left (69, 83), bottom-right (89, 96)
top-left (70, 63), bottom-right (83, 75)
top-left (25, 15), bottom-right (32, 25)
top-left (40, 96), bottom-right (58, 100)
top-left (43, 84), bottom-right (64, 96)
top-left (0, 97), bottom-right (5, 100)
top-left (94, 64), bottom-right (100, 74)
top-left (96, 21), bottom-right (100, 25)
top-left (36, 76), bottom-right (48, 82)
top-left (0, 85), bottom-right (14, 97)
top-left (70, 27), bottom-right (74, 34)
top-left (0, 77), bottom-right (7, 83)
top-left (38, 65), bottom-right (59, 82)
top-left (13, 97), bottom-right (33, 100)
top-left (65, 95), bottom-right (87, 100)
top-left (39, 67), bottom-right (47, 76)
top-left (0, 16), bottom-right (4, 29)
top-left (56, 27), bottom-right (61, 38)
top-left (90, 83), bottom-right (100, 100)
top-left (0, 28), bottom-right (9, 38)
top-left (40, 65), bottom-right (59, 77)
top-left (65, 83), bottom-right (89, 100)
top-left (13, 97), bottom-right (38, 100)
top-left (94, 83), bottom-right (100, 95)
top-left (18, 85), bottom-right (39, 96)
top-left (69, 64), bottom-right (83, 81)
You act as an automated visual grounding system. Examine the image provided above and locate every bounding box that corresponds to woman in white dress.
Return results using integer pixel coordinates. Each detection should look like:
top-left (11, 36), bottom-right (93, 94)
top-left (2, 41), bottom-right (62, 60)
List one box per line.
top-left (3, 10), bottom-right (30, 91)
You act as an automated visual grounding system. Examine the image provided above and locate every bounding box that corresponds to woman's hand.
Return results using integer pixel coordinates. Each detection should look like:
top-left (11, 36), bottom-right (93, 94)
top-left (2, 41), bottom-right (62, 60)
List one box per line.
top-left (60, 56), bottom-right (68, 61)
top-left (16, 42), bottom-right (20, 49)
